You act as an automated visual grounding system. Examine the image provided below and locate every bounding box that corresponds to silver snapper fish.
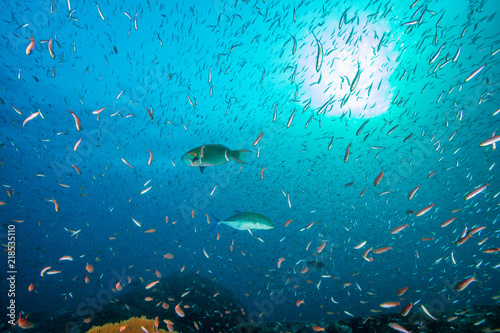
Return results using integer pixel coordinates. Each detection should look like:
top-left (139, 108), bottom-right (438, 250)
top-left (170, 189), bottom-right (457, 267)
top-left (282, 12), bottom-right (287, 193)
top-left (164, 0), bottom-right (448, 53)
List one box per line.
top-left (216, 212), bottom-right (274, 231)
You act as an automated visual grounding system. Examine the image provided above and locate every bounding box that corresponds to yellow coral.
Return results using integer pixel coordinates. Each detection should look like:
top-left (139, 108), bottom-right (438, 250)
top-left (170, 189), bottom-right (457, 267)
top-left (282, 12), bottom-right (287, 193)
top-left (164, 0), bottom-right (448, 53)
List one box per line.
top-left (86, 316), bottom-right (174, 333)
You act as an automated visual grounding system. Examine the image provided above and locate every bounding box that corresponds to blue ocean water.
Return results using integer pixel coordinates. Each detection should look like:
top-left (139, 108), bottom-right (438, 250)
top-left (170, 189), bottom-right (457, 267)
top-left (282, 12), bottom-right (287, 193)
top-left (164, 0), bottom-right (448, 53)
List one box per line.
top-left (0, 0), bottom-right (499, 331)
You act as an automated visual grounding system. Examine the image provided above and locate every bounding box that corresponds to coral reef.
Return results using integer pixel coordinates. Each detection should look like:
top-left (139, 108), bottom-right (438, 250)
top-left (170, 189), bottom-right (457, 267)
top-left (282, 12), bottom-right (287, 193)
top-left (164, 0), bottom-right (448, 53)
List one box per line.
top-left (2, 269), bottom-right (497, 333)
top-left (86, 316), bottom-right (170, 333)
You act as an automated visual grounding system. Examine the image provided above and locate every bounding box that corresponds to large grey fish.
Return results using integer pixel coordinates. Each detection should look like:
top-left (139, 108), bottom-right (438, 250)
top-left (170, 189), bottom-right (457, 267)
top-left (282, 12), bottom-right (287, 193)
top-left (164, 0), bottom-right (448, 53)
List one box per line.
top-left (215, 212), bottom-right (274, 231)
top-left (182, 144), bottom-right (250, 173)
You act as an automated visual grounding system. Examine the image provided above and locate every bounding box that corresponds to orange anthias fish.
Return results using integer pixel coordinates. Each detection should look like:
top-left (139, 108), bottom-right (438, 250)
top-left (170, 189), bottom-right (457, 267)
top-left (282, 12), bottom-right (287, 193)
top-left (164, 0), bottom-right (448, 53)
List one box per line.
top-left (317, 241), bottom-right (326, 253)
top-left (17, 313), bottom-right (34, 329)
top-left (373, 246), bottom-right (392, 254)
top-left (415, 203), bottom-right (434, 216)
top-left (48, 37), bottom-right (55, 58)
top-left (175, 302), bottom-right (185, 317)
top-left (86, 263), bottom-right (94, 273)
top-left (396, 287), bottom-right (408, 296)
top-left (401, 302), bottom-right (413, 316)
top-left (22, 111), bottom-right (40, 127)
top-left (454, 275), bottom-right (478, 291)
top-left (69, 110), bottom-right (81, 131)
top-left (390, 224), bottom-right (409, 235)
top-left (116, 280), bottom-right (123, 291)
top-left (26, 36), bottom-right (35, 55)
top-left (465, 183), bottom-right (489, 200)
top-left (380, 301), bottom-right (400, 308)
top-left (145, 280), bottom-right (159, 289)
top-left (374, 170), bottom-right (384, 186)
top-left (388, 322), bottom-right (412, 333)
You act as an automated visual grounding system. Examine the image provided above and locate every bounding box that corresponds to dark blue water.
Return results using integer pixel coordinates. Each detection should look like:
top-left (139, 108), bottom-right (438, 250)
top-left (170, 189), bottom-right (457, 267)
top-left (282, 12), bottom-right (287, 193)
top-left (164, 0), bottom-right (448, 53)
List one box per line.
top-left (1, 0), bottom-right (499, 331)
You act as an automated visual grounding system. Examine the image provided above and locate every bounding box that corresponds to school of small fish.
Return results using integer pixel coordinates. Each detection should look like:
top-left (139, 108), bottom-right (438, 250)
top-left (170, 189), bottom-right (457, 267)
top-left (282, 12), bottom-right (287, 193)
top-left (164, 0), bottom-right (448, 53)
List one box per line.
top-left (1, 0), bottom-right (499, 331)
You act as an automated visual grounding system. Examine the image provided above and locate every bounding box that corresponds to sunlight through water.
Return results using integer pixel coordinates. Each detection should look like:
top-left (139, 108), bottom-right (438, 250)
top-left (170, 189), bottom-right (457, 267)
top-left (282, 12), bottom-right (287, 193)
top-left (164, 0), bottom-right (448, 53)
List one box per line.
top-left (298, 12), bottom-right (398, 118)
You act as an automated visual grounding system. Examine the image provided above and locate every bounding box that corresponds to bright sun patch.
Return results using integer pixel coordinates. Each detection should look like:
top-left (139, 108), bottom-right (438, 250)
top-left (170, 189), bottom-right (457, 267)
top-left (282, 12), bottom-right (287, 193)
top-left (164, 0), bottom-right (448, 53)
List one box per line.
top-left (297, 14), bottom-right (398, 119)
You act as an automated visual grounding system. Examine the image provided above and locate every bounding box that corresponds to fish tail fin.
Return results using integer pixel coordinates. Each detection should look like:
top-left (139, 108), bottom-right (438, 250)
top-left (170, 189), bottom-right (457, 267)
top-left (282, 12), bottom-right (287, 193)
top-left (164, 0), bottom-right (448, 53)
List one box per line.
top-left (231, 150), bottom-right (251, 164)
top-left (210, 214), bottom-right (220, 231)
